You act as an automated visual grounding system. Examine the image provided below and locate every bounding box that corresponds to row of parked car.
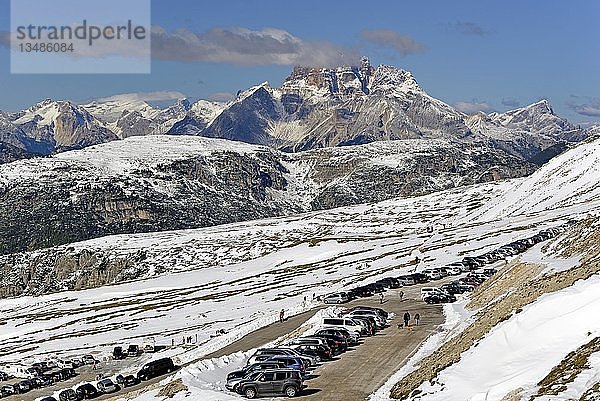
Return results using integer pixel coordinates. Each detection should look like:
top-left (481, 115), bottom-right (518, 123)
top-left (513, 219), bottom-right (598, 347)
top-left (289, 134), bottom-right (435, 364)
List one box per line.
top-left (0, 358), bottom-right (175, 401)
top-left (323, 226), bottom-right (564, 305)
top-left (0, 358), bottom-right (90, 398)
top-left (225, 306), bottom-right (389, 398)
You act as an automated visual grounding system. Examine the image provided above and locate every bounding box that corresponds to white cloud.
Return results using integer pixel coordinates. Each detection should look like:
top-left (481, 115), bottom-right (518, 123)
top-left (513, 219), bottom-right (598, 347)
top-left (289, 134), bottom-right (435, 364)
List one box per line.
top-left (97, 91), bottom-right (186, 103)
top-left (453, 101), bottom-right (494, 114)
top-left (150, 26), bottom-right (359, 67)
top-left (360, 29), bottom-right (427, 56)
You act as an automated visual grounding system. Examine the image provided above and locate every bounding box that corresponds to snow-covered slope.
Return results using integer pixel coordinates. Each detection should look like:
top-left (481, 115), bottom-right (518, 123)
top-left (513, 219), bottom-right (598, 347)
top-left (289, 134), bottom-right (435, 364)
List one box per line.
top-left (0, 134), bottom-right (535, 255)
top-left (477, 136), bottom-right (600, 219)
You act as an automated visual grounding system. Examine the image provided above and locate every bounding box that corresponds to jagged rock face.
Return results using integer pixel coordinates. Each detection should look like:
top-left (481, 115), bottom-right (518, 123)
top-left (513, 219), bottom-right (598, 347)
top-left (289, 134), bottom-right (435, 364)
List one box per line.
top-left (272, 63), bottom-right (472, 150)
top-left (201, 85), bottom-right (281, 144)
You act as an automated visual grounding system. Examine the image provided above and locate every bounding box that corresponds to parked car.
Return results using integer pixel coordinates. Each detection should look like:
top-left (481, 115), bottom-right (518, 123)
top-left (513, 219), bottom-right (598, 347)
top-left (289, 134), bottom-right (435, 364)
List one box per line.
top-left (126, 345), bottom-right (140, 357)
top-left (248, 349), bottom-right (314, 367)
top-left (96, 378), bottom-right (119, 394)
top-left (69, 359), bottom-right (82, 369)
top-left (31, 377), bottom-right (45, 388)
top-left (302, 335), bottom-right (346, 355)
top-left (349, 286), bottom-right (374, 298)
top-left (365, 283), bottom-right (385, 293)
top-left (137, 358), bottom-right (175, 381)
top-left (286, 337), bottom-right (328, 348)
top-left (321, 318), bottom-right (363, 337)
top-left (1, 384), bottom-right (16, 396)
top-left (323, 293), bottom-right (350, 304)
top-left (344, 310), bottom-right (386, 328)
top-left (376, 277), bottom-right (400, 288)
top-left (81, 355), bottom-right (96, 365)
top-left (56, 360), bottom-right (74, 369)
top-left (349, 316), bottom-right (375, 335)
top-left (422, 269), bottom-right (442, 281)
top-left (288, 344), bottom-right (332, 362)
top-left (317, 327), bottom-right (359, 344)
top-left (113, 346), bottom-right (126, 360)
top-left (349, 306), bottom-right (389, 319)
top-left (142, 338), bottom-right (156, 353)
top-left (411, 273), bottom-right (430, 284)
top-left (15, 380), bottom-right (32, 393)
top-left (263, 357), bottom-right (306, 376)
top-left (75, 383), bottom-right (99, 399)
top-left (226, 362), bottom-right (287, 391)
top-left (396, 275), bottom-right (416, 286)
top-left (420, 287), bottom-right (443, 299)
top-left (316, 328), bottom-right (358, 345)
top-left (58, 388), bottom-right (80, 401)
top-left (424, 293), bottom-right (456, 304)
top-left (234, 369), bottom-right (303, 398)
top-left (39, 374), bottom-right (55, 386)
top-left (123, 375), bottom-right (140, 387)
top-left (61, 368), bottom-right (76, 379)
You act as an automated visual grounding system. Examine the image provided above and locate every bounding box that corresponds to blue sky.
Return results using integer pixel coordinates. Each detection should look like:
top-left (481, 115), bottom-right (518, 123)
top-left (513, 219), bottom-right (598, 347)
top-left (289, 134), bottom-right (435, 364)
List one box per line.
top-left (0, 0), bottom-right (598, 123)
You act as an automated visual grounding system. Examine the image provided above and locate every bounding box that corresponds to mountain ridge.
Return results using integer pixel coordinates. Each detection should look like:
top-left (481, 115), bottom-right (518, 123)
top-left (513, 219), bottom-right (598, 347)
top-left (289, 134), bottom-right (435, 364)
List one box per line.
top-left (0, 61), bottom-right (591, 164)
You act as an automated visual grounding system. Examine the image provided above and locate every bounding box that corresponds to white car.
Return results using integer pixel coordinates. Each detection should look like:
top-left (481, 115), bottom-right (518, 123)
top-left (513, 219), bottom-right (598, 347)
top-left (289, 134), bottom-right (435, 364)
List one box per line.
top-left (420, 287), bottom-right (445, 299)
top-left (323, 293), bottom-right (349, 304)
top-left (344, 310), bottom-right (386, 327)
top-left (321, 317), bottom-right (363, 336)
top-left (422, 269), bottom-right (442, 280)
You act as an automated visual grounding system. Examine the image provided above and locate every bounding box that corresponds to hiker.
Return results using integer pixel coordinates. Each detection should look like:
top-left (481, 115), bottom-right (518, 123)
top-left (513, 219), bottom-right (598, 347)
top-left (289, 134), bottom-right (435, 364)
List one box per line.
top-left (303, 295), bottom-right (307, 307)
top-left (399, 290), bottom-right (404, 301)
top-left (279, 309), bottom-right (285, 323)
top-left (171, 338), bottom-right (174, 347)
top-left (379, 292), bottom-right (384, 304)
top-left (403, 311), bottom-right (410, 328)
top-left (414, 313), bottom-right (421, 326)
top-left (182, 336), bottom-right (185, 344)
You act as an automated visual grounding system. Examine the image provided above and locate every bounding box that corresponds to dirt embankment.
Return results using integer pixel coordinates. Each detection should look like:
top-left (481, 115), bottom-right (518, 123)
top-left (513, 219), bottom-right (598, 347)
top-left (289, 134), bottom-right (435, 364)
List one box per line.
top-left (532, 336), bottom-right (600, 399)
top-left (390, 217), bottom-right (600, 400)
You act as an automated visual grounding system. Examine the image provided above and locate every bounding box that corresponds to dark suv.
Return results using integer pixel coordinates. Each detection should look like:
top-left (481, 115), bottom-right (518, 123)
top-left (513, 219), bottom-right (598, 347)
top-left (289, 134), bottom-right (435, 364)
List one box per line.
top-left (137, 358), bottom-right (175, 381)
top-left (235, 369), bottom-right (303, 398)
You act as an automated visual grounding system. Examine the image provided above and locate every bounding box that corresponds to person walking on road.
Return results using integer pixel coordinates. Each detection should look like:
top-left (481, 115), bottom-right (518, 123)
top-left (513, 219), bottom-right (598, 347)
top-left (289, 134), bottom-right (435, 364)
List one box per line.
top-left (399, 290), bottom-right (404, 301)
top-left (279, 309), bottom-right (285, 323)
top-left (379, 292), bottom-right (385, 304)
top-left (403, 311), bottom-right (411, 328)
top-left (414, 313), bottom-right (421, 326)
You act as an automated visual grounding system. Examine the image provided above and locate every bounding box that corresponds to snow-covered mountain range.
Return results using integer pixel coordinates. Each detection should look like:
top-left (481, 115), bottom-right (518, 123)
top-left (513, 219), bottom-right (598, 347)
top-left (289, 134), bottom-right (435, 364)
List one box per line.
top-left (0, 60), bottom-right (591, 165)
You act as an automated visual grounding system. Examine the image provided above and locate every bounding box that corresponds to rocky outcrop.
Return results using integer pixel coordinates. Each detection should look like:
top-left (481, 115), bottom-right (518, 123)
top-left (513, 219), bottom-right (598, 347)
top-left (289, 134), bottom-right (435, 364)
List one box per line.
top-left (0, 137), bottom-right (294, 255)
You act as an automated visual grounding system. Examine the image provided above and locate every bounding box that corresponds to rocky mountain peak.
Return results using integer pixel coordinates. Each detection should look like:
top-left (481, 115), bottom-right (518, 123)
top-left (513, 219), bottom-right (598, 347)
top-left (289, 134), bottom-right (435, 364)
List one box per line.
top-left (280, 59), bottom-right (375, 99)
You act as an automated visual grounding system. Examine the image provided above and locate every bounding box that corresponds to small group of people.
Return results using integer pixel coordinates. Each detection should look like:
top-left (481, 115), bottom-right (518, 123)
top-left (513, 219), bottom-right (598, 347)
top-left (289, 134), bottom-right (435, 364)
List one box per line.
top-left (400, 311), bottom-right (420, 328)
